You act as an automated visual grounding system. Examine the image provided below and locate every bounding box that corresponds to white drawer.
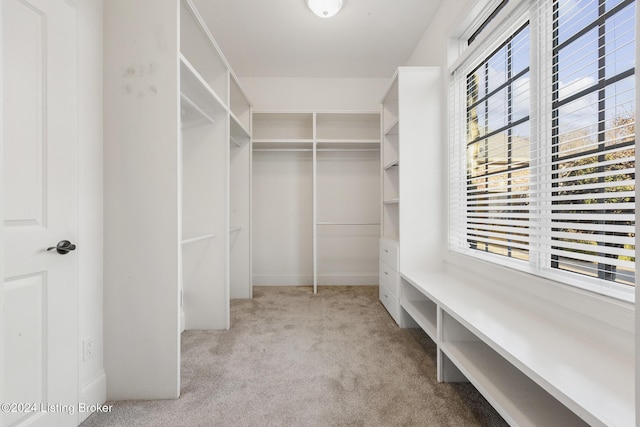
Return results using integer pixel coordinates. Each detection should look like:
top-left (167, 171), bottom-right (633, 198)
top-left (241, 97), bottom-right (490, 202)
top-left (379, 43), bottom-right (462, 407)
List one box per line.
top-left (379, 282), bottom-right (400, 325)
top-left (379, 261), bottom-right (399, 296)
top-left (379, 238), bottom-right (399, 270)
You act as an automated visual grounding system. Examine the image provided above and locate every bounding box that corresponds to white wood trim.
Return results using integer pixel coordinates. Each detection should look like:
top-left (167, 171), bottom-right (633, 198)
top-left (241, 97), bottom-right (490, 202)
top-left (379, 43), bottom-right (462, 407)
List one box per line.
top-left (78, 371), bottom-right (107, 424)
top-left (312, 113), bottom-right (318, 294)
top-left (448, 0), bottom-right (528, 73)
top-left (0, 0), bottom-right (5, 411)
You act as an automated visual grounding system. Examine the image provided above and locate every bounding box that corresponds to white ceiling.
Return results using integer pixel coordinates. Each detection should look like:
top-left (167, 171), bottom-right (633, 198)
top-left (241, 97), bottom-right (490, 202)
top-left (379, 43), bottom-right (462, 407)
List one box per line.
top-left (191, 0), bottom-right (443, 79)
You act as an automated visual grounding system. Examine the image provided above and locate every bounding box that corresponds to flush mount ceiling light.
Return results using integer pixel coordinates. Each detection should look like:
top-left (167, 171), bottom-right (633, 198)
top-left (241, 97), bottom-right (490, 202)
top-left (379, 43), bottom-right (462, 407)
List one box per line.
top-left (307, 0), bottom-right (344, 18)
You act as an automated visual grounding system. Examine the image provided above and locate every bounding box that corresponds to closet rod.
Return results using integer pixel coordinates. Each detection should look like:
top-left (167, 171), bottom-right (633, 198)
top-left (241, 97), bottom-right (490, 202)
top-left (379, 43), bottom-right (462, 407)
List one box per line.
top-left (181, 233), bottom-right (216, 245)
top-left (316, 222), bottom-right (380, 226)
top-left (229, 136), bottom-right (242, 147)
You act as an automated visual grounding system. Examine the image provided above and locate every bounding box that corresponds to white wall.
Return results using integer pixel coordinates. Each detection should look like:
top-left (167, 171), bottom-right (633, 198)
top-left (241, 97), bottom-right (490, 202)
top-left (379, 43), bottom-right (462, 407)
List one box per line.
top-left (77, 0), bottom-right (106, 420)
top-left (241, 77), bottom-right (388, 111)
top-left (406, 0), bottom-right (475, 68)
top-left (400, 2), bottom-right (475, 274)
top-left (104, 0), bottom-right (181, 400)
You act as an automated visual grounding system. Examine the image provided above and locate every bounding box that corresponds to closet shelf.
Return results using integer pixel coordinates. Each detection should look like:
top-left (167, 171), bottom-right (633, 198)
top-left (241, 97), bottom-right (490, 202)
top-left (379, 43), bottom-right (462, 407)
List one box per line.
top-left (253, 140), bottom-right (314, 151)
top-left (181, 94), bottom-right (216, 127)
top-left (180, 55), bottom-right (226, 116)
top-left (384, 118), bottom-right (399, 136)
top-left (253, 139), bottom-right (314, 144)
top-left (230, 112), bottom-right (251, 143)
top-left (181, 233), bottom-right (216, 245)
top-left (254, 149), bottom-right (313, 153)
top-left (441, 340), bottom-right (585, 426)
top-left (316, 148), bottom-right (379, 152)
top-left (317, 140), bottom-right (380, 152)
top-left (229, 136), bottom-right (242, 147)
top-left (316, 139), bottom-right (380, 144)
top-left (316, 221), bottom-right (380, 226)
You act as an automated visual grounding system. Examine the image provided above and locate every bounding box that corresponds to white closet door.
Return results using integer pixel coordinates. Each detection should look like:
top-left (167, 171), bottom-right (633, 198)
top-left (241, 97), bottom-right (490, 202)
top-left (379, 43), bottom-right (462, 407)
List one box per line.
top-left (3, 0), bottom-right (79, 425)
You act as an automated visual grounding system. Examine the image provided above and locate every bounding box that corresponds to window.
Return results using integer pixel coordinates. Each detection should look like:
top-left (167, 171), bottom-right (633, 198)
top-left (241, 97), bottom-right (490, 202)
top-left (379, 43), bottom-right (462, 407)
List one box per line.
top-left (449, 0), bottom-right (636, 300)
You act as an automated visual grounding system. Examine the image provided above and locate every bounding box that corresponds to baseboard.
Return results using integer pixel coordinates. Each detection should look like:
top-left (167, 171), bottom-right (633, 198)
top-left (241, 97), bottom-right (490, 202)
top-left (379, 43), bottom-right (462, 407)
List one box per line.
top-left (78, 371), bottom-right (107, 424)
top-left (316, 273), bottom-right (378, 286)
top-left (253, 273), bottom-right (378, 286)
top-left (252, 274), bottom-right (313, 286)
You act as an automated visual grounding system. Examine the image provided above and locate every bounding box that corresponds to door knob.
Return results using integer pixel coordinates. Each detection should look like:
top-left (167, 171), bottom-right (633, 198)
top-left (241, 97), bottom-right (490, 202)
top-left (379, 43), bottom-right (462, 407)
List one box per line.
top-left (47, 240), bottom-right (76, 255)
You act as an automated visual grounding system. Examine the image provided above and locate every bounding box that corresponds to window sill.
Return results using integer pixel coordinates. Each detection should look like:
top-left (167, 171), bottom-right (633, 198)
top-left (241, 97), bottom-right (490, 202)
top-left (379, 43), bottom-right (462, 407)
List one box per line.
top-left (442, 250), bottom-right (634, 333)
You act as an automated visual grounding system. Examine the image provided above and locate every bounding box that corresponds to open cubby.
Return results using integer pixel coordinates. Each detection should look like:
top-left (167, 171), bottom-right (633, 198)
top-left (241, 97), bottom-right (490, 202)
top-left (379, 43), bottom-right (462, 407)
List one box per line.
top-left (316, 112), bottom-right (380, 141)
top-left (230, 136), bottom-right (251, 299)
top-left (382, 204), bottom-right (399, 241)
top-left (180, 1), bottom-right (227, 103)
top-left (399, 278), bottom-right (437, 341)
top-left (230, 75), bottom-right (251, 133)
top-left (180, 57), bottom-right (226, 119)
top-left (439, 310), bottom-right (589, 426)
top-left (396, 266), bottom-right (634, 426)
top-left (181, 111), bottom-right (228, 330)
top-left (383, 164), bottom-right (399, 201)
top-left (382, 79), bottom-right (398, 133)
top-left (252, 112), bottom-right (314, 142)
top-left (383, 128), bottom-right (399, 168)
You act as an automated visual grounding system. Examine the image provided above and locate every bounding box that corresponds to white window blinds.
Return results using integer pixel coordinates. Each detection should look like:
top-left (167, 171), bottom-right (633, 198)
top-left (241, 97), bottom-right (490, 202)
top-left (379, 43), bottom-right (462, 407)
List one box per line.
top-left (449, 0), bottom-right (636, 299)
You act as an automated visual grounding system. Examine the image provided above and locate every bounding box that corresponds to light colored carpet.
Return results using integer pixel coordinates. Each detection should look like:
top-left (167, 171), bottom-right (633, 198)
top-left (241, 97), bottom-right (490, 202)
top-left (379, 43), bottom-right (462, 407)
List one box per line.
top-left (82, 286), bottom-right (507, 426)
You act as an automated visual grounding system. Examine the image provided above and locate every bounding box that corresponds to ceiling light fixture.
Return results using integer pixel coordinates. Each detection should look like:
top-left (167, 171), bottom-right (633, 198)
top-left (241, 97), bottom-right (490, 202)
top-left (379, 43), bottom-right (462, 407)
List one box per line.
top-left (307, 0), bottom-right (344, 18)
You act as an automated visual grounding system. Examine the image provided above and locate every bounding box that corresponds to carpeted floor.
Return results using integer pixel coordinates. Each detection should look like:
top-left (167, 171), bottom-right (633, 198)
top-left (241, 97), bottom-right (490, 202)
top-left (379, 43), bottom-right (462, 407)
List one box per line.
top-left (82, 286), bottom-right (507, 426)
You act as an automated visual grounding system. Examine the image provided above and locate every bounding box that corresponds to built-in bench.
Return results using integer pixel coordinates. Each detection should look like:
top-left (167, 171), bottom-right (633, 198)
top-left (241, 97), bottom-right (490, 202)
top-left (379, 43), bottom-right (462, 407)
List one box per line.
top-left (398, 267), bottom-right (634, 427)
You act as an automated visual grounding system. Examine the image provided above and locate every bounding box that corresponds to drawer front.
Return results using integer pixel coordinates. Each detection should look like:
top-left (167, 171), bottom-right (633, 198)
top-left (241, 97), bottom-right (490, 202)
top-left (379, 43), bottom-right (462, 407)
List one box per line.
top-left (379, 239), bottom-right (399, 270)
top-left (379, 282), bottom-right (400, 325)
top-left (379, 261), bottom-right (399, 296)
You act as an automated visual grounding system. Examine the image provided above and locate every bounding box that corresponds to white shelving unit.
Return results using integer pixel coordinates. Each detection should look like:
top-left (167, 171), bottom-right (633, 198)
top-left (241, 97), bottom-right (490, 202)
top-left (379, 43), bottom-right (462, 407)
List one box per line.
top-left (397, 268), bottom-right (633, 426)
top-left (379, 67), bottom-right (440, 324)
top-left (381, 89), bottom-right (399, 243)
top-left (104, 0), bottom-right (251, 399)
top-left (252, 111), bottom-right (381, 293)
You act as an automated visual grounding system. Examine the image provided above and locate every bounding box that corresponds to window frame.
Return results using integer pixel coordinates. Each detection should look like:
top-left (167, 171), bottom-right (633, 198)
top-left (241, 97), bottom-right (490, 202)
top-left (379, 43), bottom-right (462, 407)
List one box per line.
top-left (448, 0), bottom-right (636, 302)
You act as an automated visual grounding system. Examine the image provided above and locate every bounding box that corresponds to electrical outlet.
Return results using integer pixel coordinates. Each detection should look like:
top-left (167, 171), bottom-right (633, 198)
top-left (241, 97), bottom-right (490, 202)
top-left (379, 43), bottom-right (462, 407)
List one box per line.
top-left (83, 337), bottom-right (95, 361)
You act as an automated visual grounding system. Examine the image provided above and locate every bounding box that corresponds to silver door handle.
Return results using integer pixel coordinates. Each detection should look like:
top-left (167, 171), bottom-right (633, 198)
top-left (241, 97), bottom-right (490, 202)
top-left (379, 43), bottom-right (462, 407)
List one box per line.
top-left (47, 240), bottom-right (76, 255)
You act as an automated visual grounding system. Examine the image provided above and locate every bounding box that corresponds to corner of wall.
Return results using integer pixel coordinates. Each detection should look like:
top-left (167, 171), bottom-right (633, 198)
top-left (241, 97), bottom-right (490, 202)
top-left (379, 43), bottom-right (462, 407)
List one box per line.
top-left (78, 0), bottom-right (106, 412)
top-left (405, 0), bottom-right (475, 68)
